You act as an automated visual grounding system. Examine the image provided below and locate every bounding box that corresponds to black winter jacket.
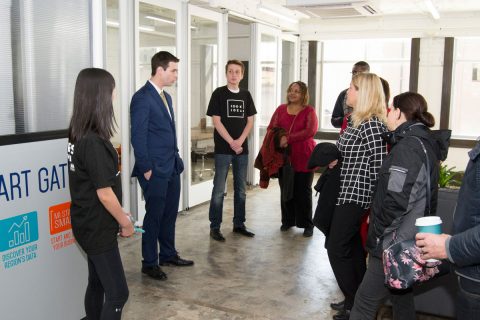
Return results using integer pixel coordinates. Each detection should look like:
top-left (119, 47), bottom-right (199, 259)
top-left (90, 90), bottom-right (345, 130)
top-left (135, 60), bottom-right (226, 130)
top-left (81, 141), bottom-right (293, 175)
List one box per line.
top-left (366, 122), bottom-right (450, 258)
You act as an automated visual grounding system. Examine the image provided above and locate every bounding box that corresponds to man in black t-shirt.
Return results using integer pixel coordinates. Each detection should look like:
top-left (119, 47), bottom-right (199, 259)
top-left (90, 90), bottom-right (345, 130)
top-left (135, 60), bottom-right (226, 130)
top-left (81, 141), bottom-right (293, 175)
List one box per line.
top-left (206, 60), bottom-right (257, 242)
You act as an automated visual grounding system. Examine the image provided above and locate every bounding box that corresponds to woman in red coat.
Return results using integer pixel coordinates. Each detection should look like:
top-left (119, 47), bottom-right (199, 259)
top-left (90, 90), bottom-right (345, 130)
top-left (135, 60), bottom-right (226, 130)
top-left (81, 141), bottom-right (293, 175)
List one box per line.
top-left (267, 81), bottom-right (318, 237)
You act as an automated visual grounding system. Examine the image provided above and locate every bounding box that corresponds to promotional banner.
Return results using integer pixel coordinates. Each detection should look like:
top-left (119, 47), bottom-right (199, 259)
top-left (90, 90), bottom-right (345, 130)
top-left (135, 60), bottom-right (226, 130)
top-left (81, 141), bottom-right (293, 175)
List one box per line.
top-left (0, 138), bottom-right (87, 320)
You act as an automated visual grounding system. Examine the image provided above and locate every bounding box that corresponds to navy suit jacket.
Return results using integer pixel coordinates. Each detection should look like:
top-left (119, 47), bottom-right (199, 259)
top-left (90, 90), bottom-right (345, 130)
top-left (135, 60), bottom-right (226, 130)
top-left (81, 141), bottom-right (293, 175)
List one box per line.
top-left (130, 81), bottom-right (184, 179)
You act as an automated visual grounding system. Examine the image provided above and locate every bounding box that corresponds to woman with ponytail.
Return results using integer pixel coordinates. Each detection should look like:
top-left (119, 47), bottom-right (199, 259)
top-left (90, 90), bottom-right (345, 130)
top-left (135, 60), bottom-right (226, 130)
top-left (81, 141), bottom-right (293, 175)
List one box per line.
top-left (350, 92), bottom-right (450, 319)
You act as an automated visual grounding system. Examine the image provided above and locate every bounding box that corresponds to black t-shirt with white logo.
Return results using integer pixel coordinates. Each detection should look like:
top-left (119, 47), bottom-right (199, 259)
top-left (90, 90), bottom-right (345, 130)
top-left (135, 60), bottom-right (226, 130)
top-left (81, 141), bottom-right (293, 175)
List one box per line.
top-left (206, 86), bottom-right (257, 155)
top-left (67, 132), bottom-right (121, 255)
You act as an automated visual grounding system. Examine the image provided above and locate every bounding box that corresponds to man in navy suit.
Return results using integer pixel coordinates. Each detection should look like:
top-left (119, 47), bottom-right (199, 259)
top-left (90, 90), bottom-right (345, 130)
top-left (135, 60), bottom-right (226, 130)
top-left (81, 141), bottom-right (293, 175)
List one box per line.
top-left (131, 51), bottom-right (193, 281)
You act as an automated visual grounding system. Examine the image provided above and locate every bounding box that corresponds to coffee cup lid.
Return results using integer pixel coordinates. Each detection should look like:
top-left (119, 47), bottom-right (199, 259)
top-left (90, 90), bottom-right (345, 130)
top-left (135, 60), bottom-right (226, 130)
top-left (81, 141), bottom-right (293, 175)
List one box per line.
top-left (415, 216), bottom-right (442, 226)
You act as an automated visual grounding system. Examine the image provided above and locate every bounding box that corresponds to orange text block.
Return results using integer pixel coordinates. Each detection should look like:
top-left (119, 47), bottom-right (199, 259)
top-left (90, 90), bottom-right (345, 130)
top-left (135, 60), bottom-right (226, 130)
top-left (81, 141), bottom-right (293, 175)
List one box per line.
top-left (49, 202), bottom-right (72, 235)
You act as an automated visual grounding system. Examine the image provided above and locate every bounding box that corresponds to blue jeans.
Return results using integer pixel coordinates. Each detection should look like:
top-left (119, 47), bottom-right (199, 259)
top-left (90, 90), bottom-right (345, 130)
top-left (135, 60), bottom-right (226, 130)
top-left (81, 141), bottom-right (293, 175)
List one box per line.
top-left (457, 276), bottom-right (480, 320)
top-left (209, 154), bottom-right (248, 230)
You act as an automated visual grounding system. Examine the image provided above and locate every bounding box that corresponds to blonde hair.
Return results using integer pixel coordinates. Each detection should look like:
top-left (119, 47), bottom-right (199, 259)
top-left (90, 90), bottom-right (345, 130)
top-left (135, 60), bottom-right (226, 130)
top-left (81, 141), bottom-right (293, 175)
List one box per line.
top-left (350, 73), bottom-right (387, 128)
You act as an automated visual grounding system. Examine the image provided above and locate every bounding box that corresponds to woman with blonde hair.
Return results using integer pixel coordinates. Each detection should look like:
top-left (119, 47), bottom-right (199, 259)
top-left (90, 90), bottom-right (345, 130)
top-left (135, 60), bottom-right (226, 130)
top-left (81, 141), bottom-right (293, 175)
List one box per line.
top-left (327, 73), bottom-right (388, 320)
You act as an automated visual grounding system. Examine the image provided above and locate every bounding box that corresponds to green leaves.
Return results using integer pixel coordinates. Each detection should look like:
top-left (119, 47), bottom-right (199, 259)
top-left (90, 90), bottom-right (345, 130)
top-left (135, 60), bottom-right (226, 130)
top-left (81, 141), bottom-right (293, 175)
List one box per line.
top-left (438, 164), bottom-right (462, 188)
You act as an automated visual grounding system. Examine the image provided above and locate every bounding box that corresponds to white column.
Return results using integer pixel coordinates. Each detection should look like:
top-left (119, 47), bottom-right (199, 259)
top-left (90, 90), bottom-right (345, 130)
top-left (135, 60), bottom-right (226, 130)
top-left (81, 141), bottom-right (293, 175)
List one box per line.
top-left (119, 0), bottom-right (135, 214)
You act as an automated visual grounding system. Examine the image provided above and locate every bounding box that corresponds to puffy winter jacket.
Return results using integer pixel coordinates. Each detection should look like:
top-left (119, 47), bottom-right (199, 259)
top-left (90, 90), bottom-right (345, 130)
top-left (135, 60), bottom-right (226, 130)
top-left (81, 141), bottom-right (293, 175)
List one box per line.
top-left (446, 141), bottom-right (480, 283)
top-left (366, 121), bottom-right (450, 258)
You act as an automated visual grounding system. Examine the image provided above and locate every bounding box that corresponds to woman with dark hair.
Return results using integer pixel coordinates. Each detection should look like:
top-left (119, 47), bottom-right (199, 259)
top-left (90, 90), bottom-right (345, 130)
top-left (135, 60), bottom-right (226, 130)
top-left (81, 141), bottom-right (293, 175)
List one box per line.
top-left (350, 92), bottom-right (450, 319)
top-left (68, 68), bottom-right (134, 320)
top-left (267, 81), bottom-right (318, 237)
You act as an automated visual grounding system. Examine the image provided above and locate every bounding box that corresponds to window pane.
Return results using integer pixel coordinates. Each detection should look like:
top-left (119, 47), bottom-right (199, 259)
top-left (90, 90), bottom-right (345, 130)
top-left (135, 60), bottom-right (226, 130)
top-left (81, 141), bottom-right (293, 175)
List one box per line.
top-left (138, 2), bottom-right (177, 112)
top-left (451, 38), bottom-right (480, 139)
top-left (318, 39), bottom-right (411, 131)
top-left (323, 40), bottom-right (366, 61)
top-left (0, 1), bottom-right (14, 135)
top-left (281, 40), bottom-right (296, 101)
top-left (259, 34), bottom-right (277, 127)
top-left (190, 15), bottom-right (218, 185)
top-left (106, 0), bottom-right (121, 145)
top-left (4, 0), bottom-right (91, 135)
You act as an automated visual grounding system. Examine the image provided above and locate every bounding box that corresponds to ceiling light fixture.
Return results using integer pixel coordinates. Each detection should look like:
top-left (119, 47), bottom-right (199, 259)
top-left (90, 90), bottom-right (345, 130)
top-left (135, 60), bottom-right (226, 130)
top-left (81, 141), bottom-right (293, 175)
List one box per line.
top-left (139, 26), bottom-right (155, 32)
top-left (106, 20), bottom-right (119, 27)
top-left (145, 15), bottom-right (176, 25)
top-left (424, 0), bottom-right (440, 20)
top-left (228, 11), bottom-right (255, 22)
top-left (257, 4), bottom-right (299, 24)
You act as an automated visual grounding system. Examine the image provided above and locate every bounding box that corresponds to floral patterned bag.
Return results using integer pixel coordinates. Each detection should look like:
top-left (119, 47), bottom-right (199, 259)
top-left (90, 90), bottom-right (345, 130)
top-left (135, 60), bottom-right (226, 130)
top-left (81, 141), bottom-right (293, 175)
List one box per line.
top-left (383, 239), bottom-right (443, 289)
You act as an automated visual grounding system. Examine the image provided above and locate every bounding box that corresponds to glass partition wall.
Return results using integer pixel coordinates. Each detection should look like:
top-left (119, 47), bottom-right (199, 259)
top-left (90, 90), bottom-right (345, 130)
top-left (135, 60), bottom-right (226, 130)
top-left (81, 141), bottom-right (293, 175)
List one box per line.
top-left (190, 15), bottom-right (218, 186)
top-left (135, 0), bottom-right (180, 221)
top-left (138, 2), bottom-right (177, 109)
top-left (249, 24), bottom-right (299, 185)
top-left (187, 6), bottom-right (224, 208)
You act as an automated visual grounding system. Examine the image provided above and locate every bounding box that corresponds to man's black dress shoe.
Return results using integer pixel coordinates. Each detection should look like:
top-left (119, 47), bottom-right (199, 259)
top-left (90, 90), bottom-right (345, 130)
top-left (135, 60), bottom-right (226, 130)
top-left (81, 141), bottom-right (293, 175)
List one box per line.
top-left (330, 300), bottom-right (345, 311)
top-left (210, 229), bottom-right (226, 242)
top-left (141, 265), bottom-right (167, 280)
top-left (332, 309), bottom-right (350, 320)
top-left (303, 226), bottom-right (314, 237)
top-left (159, 255), bottom-right (194, 267)
top-left (280, 225), bottom-right (293, 232)
top-left (233, 226), bottom-right (255, 237)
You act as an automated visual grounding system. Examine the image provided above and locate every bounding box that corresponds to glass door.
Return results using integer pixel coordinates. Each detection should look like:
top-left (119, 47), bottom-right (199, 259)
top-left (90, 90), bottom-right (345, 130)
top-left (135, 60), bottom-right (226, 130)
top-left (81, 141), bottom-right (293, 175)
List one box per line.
top-left (135, 0), bottom-right (182, 223)
top-left (186, 5), bottom-right (225, 208)
top-left (280, 34), bottom-right (300, 103)
top-left (248, 23), bottom-right (281, 185)
top-left (248, 27), bottom-right (299, 185)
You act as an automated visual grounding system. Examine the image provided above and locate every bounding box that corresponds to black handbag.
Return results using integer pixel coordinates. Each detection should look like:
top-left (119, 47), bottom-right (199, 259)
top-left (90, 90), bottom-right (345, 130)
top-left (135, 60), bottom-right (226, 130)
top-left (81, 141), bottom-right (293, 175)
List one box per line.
top-left (383, 136), bottom-right (449, 289)
top-left (281, 156), bottom-right (295, 202)
top-left (280, 114), bottom-right (298, 203)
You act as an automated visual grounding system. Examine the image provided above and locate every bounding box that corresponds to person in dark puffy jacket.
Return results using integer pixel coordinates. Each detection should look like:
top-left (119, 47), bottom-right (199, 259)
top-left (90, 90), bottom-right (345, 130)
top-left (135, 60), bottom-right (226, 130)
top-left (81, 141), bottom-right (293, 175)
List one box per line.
top-left (416, 140), bottom-right (480, 320)
top-left (350, 92), bottom-right (450, 320)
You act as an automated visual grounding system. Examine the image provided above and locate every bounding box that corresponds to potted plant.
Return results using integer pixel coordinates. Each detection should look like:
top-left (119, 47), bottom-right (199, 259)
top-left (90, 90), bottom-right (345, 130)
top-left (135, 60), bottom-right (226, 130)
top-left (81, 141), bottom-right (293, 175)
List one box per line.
top-left (437, 164), bottom-right (462, 233)
top-left (438, 164), bottom-right (462, 189)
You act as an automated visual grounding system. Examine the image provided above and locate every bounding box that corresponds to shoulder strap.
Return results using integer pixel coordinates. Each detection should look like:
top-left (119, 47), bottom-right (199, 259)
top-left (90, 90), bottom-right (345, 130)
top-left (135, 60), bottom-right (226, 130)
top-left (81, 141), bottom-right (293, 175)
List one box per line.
top-left (410, 136), bottom-right (431, 215)
top-left (288, 113), bottom-right (298, 135)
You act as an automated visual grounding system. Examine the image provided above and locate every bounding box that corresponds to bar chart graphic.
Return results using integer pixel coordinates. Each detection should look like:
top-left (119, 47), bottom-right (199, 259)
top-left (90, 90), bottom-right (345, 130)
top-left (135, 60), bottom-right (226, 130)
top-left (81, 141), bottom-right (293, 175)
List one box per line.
top-left (8, 216), bottom-right (30, 247)
top-left (0, 212), bottom-right (39, 252)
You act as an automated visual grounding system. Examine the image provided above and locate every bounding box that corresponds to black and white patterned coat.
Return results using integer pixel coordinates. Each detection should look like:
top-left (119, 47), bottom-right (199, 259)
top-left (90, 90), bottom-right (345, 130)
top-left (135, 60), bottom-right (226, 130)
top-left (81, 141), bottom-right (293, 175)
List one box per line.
top-left (336, 116), bottom-right (388, 208)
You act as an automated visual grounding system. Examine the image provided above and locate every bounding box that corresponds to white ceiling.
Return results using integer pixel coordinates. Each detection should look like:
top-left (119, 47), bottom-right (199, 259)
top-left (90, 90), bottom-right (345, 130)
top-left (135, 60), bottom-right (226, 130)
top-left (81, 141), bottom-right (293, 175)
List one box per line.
top-left (268, 0), bottom-right (480, 19)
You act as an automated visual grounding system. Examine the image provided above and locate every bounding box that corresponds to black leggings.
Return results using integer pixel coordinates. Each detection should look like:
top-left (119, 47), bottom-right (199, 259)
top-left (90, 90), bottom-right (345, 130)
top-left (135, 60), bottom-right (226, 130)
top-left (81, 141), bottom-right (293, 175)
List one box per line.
top-left (85, 246), bottom-right (129, 320)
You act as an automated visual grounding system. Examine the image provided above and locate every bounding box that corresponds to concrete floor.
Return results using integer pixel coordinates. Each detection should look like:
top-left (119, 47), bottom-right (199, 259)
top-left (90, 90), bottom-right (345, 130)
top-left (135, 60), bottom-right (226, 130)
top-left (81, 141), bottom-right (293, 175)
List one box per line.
top-left (119, 178), bottom-right (452, 320)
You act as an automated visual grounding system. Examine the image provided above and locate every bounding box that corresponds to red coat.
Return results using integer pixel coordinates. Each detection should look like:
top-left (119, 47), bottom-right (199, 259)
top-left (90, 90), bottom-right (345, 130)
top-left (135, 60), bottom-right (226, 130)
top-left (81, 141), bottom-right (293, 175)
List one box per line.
top-left (255, 127), bottom-right (287, 188)
top-left (267, 104), bottom-right (318, 172)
